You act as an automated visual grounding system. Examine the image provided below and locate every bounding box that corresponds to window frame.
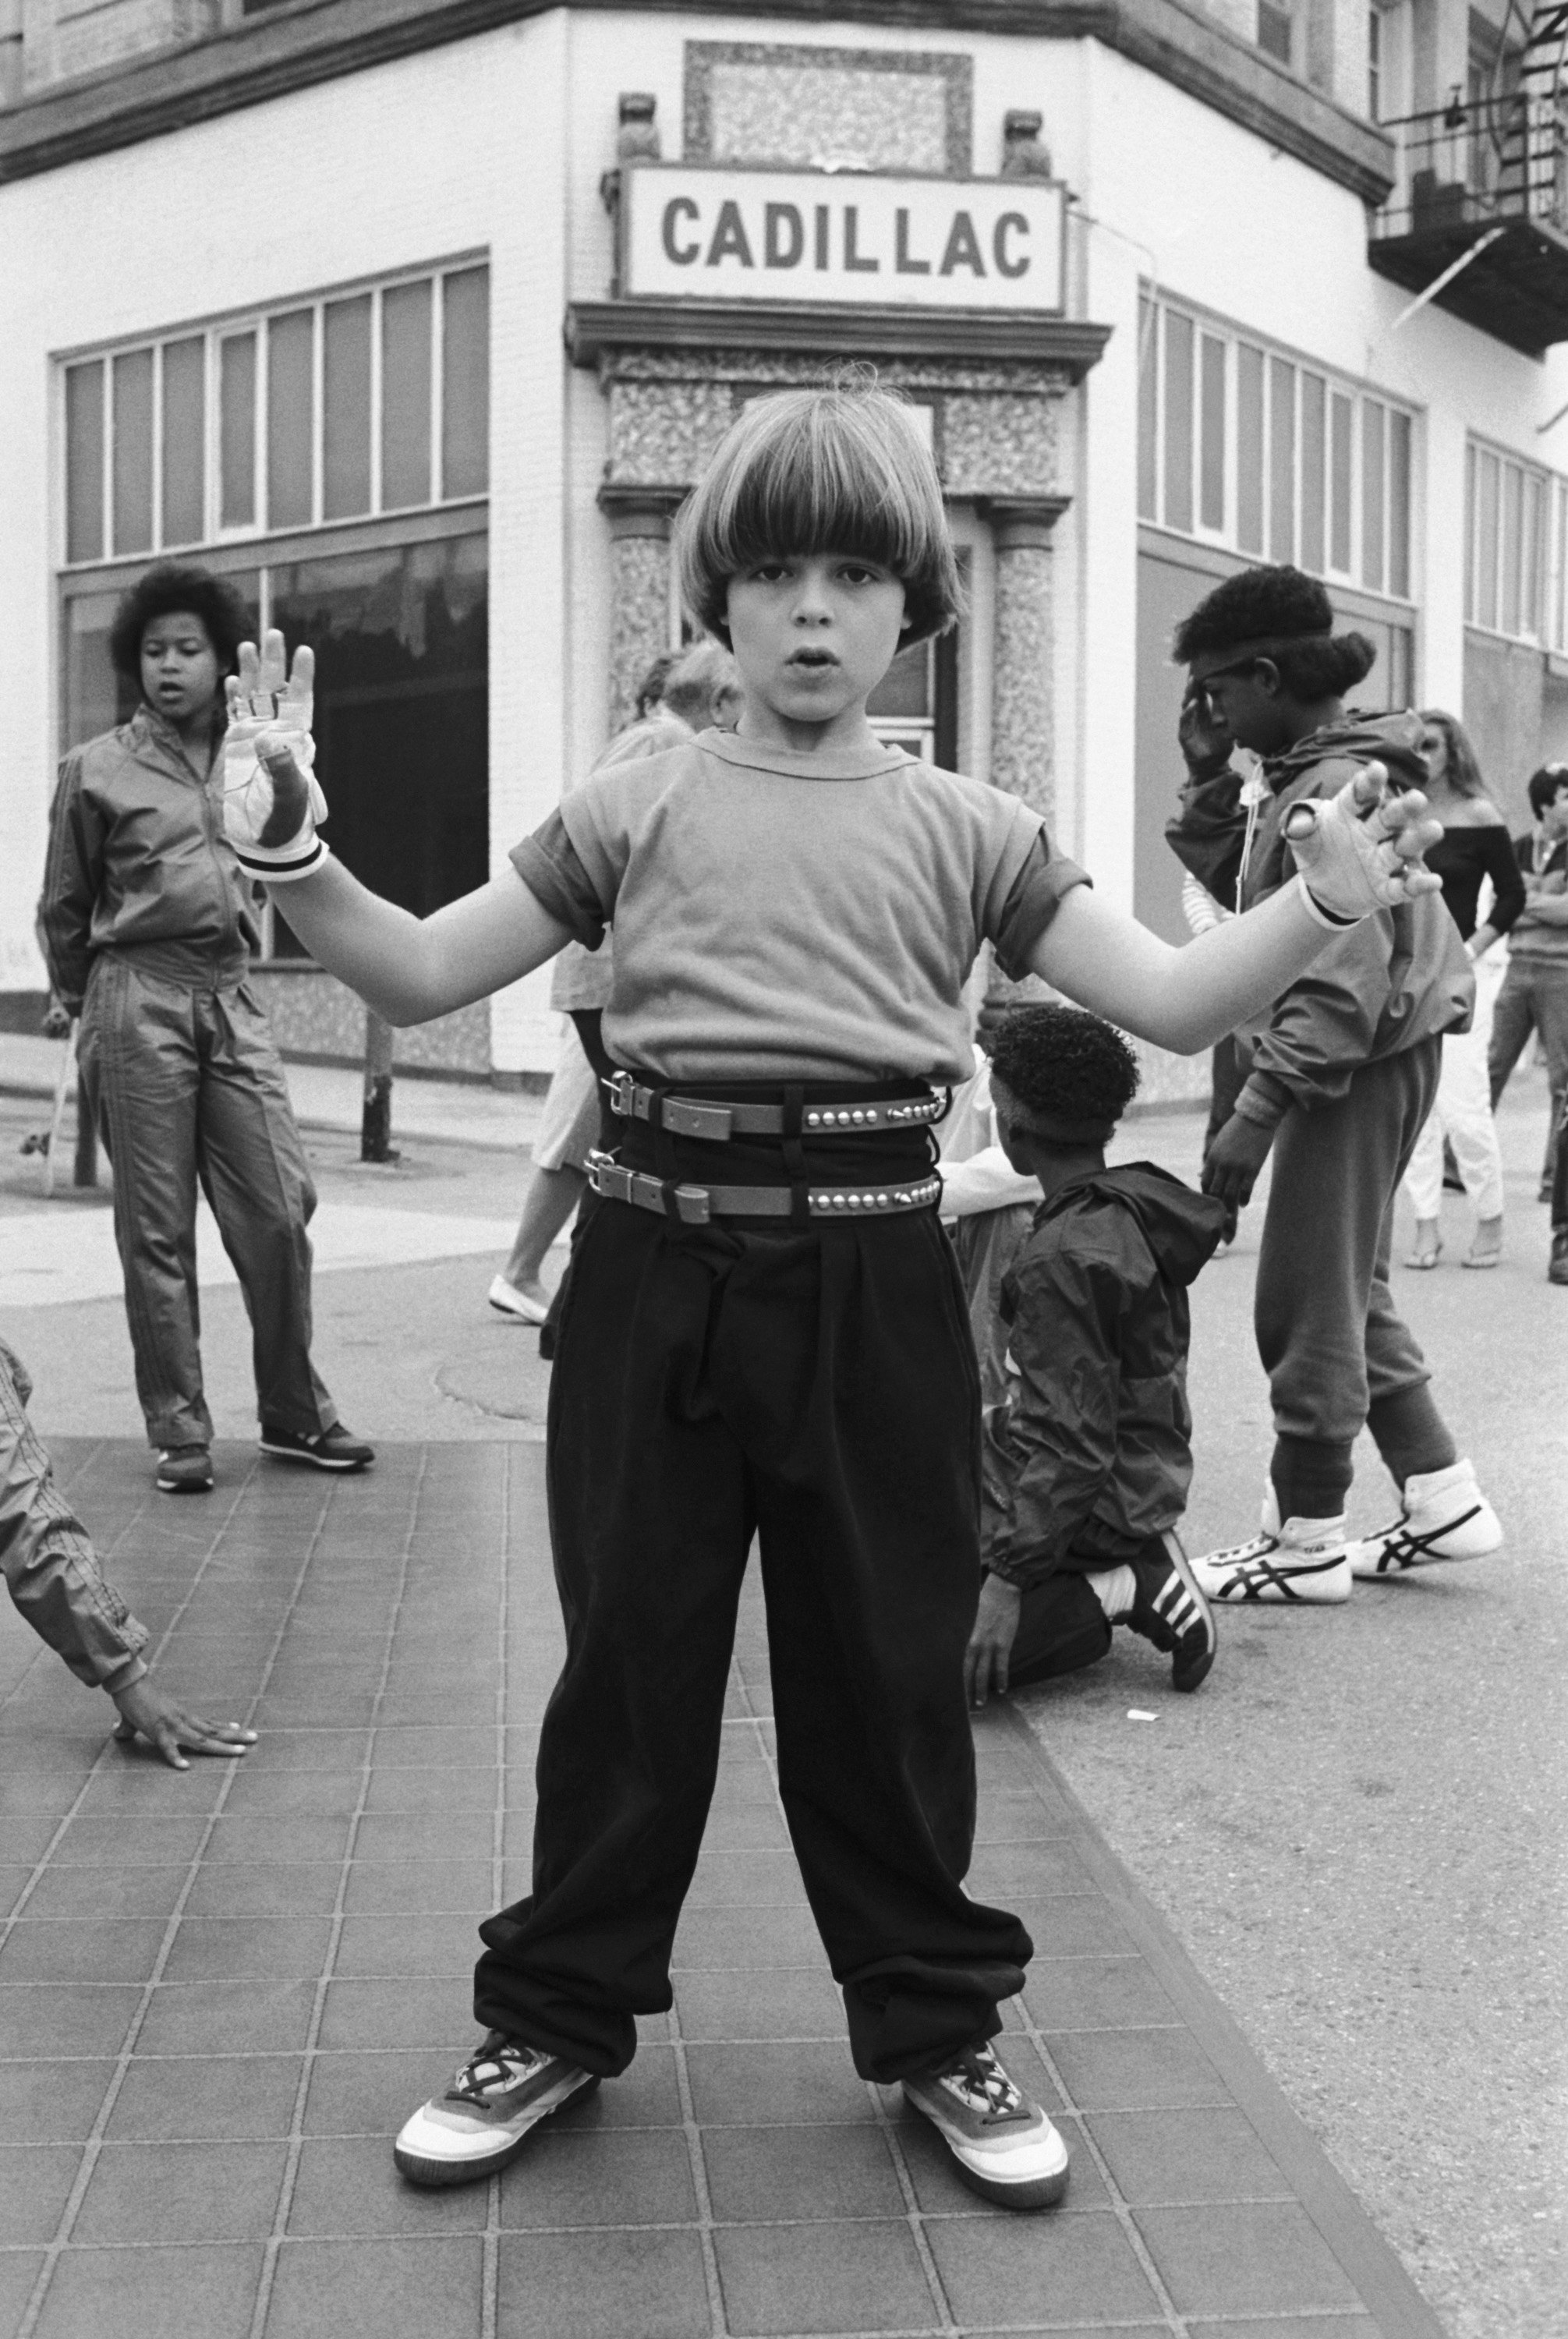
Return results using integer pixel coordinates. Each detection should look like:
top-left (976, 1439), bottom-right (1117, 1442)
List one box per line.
top-left (1464, 433), bottom-right (1559, 650)
top-left (1137, 288), bottom-right (1418, 610)
top-left (56, 253), bottom-right (488, 570)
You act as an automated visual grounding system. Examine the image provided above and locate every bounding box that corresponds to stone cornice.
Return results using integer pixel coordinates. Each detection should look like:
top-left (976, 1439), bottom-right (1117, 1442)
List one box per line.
top-left (0, 1), bottom-right (1393, 206)
top-left (567, 299), bottom-right (1112, 376)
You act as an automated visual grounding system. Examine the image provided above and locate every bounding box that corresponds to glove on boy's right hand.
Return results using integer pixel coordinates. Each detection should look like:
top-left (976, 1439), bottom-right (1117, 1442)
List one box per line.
top-left (222, 632), bottom-right (329, 883)
top-left (1283, 763), bottom-right (1442, 925)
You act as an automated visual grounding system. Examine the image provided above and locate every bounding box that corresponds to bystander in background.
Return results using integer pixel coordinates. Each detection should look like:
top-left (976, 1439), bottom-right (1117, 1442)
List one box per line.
top-left (37, 563), bottom-right (372, 1495)
top-left (1487, 763), bottom-right (1568, 1206)
top-left (487, 640), bottom-right (741, 1326)
top-left (1399, 710), bottom-right (1524, 1270)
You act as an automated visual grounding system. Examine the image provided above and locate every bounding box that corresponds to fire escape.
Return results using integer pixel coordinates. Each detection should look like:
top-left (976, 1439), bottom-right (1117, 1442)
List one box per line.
top-left (1368, 2), bottom-right (1568, 355)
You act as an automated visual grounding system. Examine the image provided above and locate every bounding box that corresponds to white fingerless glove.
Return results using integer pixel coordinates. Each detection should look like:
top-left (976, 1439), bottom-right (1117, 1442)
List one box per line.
top-left (1282, 764), bottom-right (1439, 927)
top-left (221, 635), bottom-right (330, 883)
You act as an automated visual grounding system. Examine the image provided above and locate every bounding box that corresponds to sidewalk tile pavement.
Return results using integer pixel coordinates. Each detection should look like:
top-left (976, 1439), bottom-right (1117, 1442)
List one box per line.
top-left (0, 1441), bottom-right (1447, 2339)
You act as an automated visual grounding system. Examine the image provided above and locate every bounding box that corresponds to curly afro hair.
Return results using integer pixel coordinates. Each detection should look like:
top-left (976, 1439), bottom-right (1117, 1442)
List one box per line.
top-left (108, 562), bottom-right (250, 685)
top-left (1173, 563), bottom-right (1375, 702)
top-left (986, 1005), bottom-right (1140, 1136)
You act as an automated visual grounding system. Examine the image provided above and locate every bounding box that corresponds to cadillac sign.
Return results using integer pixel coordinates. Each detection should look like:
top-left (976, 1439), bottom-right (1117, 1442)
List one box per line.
top-left (622, 166), bottom-right (1067, 314)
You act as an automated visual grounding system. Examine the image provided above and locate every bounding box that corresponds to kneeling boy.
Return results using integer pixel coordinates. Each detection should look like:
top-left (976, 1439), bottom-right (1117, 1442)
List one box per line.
top-left (965, 1010), bottom-right (1227, 1708)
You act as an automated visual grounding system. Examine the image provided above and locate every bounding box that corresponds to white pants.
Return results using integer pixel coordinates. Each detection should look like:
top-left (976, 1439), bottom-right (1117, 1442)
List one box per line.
top-left (1402, 963), bottom-right (1504, 1222)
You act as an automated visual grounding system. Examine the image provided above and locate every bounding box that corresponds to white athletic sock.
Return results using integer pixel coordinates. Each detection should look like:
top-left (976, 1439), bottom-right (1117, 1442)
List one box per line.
top-left (1089, 1565), bottom-right (1138, 1620)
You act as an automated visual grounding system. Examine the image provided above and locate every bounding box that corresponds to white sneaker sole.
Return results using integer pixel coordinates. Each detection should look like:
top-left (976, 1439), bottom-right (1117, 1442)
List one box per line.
top-left (903, 2084), bottom-right (1071, 2210)
top-left (394, 2067), bottom-right (599, 2188)
top-left (1193, 1552), bottom-right (1352, 1605)
top-left (1349, 1500), bottom-right (1504, 1578)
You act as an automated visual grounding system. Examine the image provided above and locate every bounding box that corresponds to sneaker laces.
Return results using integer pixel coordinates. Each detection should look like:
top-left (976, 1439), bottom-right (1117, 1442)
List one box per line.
top-left (935, 2044), bottom-right (1025, 2120)
top-left (448, 2035), bottom-right (549, 2106)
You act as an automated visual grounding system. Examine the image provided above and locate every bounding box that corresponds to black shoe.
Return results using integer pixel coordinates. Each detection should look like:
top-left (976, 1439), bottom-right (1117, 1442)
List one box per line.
top-left (1550, 1232), bottom-right (1568, 1286)
top-left (156, 1444), bottom-right (213, 1494)
top-left (259, 1423), bottom-right (375, 1471)
top-left (1124, 1535), bottom-right (1217, 1691)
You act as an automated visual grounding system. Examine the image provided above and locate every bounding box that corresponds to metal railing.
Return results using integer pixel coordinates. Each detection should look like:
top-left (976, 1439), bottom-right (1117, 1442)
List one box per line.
top-left (1372, 89), bottom-right (1568, 242)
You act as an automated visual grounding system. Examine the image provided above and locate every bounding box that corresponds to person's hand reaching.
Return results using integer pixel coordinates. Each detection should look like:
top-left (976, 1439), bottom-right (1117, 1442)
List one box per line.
top-left (111, 1678), bottom-right (257, 1771)
top-left (964, 1575), bottom-right (1022, 1709)
top-left (1283, 763), bottom-right (1442, 924)
top-left (222, 632), bottom-right (328, 881)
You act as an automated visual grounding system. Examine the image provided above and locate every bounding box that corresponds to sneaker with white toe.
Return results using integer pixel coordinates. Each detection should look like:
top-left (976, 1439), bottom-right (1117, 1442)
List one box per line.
top-left (487, 1275), bottom-right (550, 1325)
top-left (1191, 1507), bottom-right (1353, 1605)
top-left (902, 2041), bottom-right (1070, 2210)
top-left (1347, 1458), bottom-right (1503, 1579)
top-left (394, 2033), bottom-right (599, 2187)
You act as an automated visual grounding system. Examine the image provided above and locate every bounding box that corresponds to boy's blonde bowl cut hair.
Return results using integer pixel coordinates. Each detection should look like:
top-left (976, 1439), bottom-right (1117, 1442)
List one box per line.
top-left (674, 380), bottom-right (963, 652)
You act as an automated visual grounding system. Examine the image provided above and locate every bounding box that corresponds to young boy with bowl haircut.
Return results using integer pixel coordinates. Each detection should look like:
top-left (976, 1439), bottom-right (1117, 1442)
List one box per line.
top-left (963, 1007), bottom-right (1226, 1709)
top-left (218, 382), bottom-right (1442, 2212)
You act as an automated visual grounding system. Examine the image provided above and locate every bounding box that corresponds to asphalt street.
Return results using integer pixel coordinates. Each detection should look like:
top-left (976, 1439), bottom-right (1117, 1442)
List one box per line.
top-left (2, 1070), bottom-right (1563, 2339)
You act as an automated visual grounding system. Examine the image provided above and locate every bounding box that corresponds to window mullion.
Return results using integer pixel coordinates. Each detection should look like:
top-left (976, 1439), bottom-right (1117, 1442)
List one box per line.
top-left (370, 285), bottom-right (384, 518)
top-left (431, 271), bottom-right (445, 506)
top-left (311, 303), bottom-right (324, 528)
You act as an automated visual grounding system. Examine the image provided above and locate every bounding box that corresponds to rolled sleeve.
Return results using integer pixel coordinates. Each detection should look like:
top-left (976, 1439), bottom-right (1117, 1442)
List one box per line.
top-left (509, 812), bottom-right (608, 952)
top-left (990, 836), bottom-right (1093, 980)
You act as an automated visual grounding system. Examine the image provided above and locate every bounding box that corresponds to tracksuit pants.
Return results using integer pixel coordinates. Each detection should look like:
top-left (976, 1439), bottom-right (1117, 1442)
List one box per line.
top-left (473, 1105), bottom-right (1032, 2084)
top-left (79, 950), bottom-right (335, 1452)
top-left (1256, 1039), bottom-right (1449, 1513)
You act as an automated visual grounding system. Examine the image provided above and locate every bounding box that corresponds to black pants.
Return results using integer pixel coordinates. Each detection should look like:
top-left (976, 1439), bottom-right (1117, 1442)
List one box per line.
top-left (474, 1111), bottom-right (1032, 2082)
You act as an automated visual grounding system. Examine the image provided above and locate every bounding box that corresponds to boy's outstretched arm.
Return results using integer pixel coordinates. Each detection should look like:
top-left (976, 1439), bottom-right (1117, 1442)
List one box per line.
top-left (269, 856), bottom-right (572, 1028)
top-left (1028, 766), bottom-right (1441, 1055)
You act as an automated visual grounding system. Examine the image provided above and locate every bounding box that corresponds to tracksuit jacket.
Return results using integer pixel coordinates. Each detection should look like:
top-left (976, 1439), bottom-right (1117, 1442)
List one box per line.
top-left (39, 703), bottom-right (257, 1011)
top-left (981, 1165), bottom-right (1226, 1588)
top-left (1165, 711), bottom-right (1473, 1128)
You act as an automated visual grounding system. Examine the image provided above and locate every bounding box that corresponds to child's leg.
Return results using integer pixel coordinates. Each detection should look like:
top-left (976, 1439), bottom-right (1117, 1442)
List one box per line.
top-left (744, 1214), bottom-right (1031, 2085)
top-left (472, 1205), bottom-right (756, 2075)
top-left (1006, 1577), bottom-right (1113, 1685)
top-left (1255, 1042), bottom-right (1441, 1521)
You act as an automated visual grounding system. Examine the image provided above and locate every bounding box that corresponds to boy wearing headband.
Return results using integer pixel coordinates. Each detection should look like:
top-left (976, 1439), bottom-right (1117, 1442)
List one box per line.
top-left (964, 1008), bottom-right (1226, 1707)
top-left (217, 384), bottom-right (1443, 2212)
top-left (1170, 565), bottom-right (1501, 1600)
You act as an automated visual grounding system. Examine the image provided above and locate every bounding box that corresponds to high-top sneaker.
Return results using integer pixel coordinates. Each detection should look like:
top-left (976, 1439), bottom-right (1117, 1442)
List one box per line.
top-left (1347, 1459), bottom-right (1503, 1579)
top-left (1191, 1489), bottom-right (1352, 1605)
top-left (1124, 1533), bottom-right (1218, 1690)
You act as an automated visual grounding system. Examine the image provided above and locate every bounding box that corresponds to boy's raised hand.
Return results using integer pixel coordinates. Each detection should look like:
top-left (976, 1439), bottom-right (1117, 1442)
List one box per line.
top-left (1283, 763), bottom-right (1442, 922)
top-left (222, 632), bottom-right (329, 882)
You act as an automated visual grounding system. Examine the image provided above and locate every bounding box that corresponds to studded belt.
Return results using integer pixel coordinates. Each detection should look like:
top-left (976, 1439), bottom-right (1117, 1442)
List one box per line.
top-left (586, 1150), bottom-right (942, 1227)
top-left (604, 1074), bottom-right (947, 1143)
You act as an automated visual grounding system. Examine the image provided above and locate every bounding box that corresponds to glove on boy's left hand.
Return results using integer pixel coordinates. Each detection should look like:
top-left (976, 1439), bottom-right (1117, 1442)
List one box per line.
top-left (1283, 763), bottom-right (1442, 925)
top-left (222, 632), bottom-right (329, 882)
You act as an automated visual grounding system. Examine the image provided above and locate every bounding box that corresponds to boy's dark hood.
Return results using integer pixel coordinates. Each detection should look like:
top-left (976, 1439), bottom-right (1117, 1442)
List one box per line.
top-left (1035, 1162), bottom-right (1227, 1288)
top-left (1265, 709), bottom-right (1429, 797)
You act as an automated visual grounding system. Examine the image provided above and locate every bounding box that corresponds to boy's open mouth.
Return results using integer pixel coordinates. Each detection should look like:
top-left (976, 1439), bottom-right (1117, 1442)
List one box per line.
top-left (788, 649), bottom-right (838, 669)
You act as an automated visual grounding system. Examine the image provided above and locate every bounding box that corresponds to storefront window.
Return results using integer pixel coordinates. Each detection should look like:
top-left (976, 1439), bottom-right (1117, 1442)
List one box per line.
top-left (267, 533), bottom-right (488, 953)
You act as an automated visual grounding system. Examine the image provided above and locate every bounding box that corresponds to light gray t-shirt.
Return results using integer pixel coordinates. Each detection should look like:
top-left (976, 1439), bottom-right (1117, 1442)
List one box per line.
top-left (513, 728), bottom-right (1088, 1085)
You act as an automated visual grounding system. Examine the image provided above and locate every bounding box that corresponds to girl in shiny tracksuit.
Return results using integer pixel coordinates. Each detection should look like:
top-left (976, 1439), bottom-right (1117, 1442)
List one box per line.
top-left (38, 563), bottom-right (372, 1495)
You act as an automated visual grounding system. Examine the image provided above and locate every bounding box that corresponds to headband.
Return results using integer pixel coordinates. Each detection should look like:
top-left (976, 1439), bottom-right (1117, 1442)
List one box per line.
top-left (1185, 630), bottom-right (1333, 683)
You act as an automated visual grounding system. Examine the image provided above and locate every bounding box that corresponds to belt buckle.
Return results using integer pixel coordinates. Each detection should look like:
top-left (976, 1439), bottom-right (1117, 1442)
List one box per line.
top-left (663, 1097), bottom-right (734, 1142)
top-left (606, 1073), bottom-right (638, 1120)
top-left (586, 1148), bottom-right (629, 1202)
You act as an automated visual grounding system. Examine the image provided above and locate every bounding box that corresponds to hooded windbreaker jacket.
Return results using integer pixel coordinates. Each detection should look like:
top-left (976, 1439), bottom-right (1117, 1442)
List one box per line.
top-left (982, 1165), bottom-right (1226, 1590)
top-left (39, 704), bottom-right (260, 1015)
top-left (1166, 711), bottom-right (1474, 1131)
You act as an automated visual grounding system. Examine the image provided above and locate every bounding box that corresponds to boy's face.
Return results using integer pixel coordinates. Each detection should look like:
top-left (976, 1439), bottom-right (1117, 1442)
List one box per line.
top-left (724, 552), bottom-right (908, 743)
top-left (140, 611), bottom-right (221, 726)
top-left (1543, 780), bottom-right (1568, 838)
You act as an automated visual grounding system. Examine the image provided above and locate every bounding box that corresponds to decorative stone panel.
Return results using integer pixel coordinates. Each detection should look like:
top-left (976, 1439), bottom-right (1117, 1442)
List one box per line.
top-left (684, 41), bottom-right (972, 176)
top-left (607, 377), bottom-right (737, 492)
top-left (940, 393), bottom-right (1060, 501)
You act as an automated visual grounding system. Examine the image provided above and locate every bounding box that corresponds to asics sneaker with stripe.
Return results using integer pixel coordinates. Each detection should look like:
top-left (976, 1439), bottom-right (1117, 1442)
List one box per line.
top-left (902, 2042), bottom-right (1070, 2210)
top-left (394, 2034), bottom-right (599, 2187)
top-left (1191, 1512), bottom-right (1352, 1605)
top-left (1347, 1458), bottom-right (1502, 1579)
